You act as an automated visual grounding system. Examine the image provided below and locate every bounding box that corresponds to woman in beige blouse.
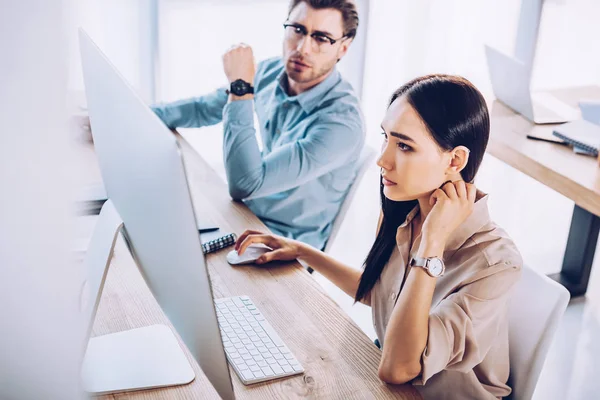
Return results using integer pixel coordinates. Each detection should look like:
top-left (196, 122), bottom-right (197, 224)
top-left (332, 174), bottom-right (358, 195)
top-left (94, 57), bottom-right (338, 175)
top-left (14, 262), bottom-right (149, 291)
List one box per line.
top-left (234, 74), bottom-right (522, 399)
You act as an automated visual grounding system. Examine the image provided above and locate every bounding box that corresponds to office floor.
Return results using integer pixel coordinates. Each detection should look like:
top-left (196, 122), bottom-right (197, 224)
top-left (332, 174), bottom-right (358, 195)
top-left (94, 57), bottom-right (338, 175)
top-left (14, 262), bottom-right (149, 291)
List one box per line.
top-left (72, 1), bottom-right (600, 399)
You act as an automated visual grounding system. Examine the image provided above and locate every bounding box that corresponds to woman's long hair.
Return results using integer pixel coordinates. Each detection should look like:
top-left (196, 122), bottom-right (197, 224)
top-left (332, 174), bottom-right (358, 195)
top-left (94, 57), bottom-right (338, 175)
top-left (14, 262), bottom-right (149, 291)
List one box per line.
top-left (355, 74), bottom-right (490, 303)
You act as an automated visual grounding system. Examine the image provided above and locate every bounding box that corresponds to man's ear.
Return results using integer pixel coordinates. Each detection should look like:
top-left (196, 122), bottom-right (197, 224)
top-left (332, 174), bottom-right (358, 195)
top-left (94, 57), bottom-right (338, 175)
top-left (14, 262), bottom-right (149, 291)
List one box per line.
top-left (336, 38), bottom-right (353, 62)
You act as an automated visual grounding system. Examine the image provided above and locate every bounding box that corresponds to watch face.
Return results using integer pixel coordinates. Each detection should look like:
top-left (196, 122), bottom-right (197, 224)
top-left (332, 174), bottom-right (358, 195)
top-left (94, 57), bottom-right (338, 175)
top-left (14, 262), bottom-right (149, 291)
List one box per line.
top-left (231, 79), bottom-right (250, 96)
top-left (428, 258), bottom-right (444, 277)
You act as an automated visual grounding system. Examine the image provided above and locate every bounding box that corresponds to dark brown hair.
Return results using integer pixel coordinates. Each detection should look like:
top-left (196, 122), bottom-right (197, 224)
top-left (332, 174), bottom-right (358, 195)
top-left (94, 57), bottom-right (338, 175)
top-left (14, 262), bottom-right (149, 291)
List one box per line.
top-left (355, 74), bottom-right (490, 303)
top-left (287, 0), bottom-right (359, 39)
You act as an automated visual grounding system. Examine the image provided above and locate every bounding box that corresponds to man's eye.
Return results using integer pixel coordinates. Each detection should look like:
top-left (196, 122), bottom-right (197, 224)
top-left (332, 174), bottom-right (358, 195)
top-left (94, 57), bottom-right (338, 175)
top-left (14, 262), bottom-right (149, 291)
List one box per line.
top-left (314, 35), bottom-right (329, 43)
top-left (294, 27), bottom-right (304, 34)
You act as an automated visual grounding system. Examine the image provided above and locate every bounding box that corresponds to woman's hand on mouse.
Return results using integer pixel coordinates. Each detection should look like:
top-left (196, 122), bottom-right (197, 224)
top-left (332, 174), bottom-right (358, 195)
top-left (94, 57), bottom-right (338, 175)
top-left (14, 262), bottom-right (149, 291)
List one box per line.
top-left (420, 180), bottom-right (476, 252)
top-left (235, 230), bottom-right (301, 264)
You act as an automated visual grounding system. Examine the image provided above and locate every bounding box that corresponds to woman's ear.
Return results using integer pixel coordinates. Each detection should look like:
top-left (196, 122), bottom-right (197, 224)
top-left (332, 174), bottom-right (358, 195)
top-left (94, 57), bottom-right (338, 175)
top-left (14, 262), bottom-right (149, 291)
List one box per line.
top-left (446, 146), bottom-right (470, 176)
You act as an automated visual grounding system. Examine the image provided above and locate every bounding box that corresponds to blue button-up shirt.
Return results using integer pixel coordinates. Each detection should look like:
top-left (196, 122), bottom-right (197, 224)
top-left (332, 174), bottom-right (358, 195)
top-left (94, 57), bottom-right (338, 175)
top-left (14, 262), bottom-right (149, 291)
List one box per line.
top-left (152, 57), bottom-right (364, 249)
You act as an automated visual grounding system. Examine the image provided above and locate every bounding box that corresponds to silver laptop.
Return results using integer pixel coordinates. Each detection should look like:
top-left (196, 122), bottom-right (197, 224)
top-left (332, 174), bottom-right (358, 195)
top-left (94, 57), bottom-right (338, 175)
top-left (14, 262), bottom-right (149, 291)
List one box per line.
top-left (484, 0), bottom-right (578, 124)
top-left (79, 29), bottom-right (303, 399)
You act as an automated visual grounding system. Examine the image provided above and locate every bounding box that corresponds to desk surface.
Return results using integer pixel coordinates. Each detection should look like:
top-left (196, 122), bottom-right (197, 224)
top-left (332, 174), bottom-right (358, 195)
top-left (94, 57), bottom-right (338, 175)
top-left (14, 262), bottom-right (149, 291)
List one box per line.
top-left (81, 135), bottom-right (420, 399)
top-left (487, 85), bottom-right (600, 216)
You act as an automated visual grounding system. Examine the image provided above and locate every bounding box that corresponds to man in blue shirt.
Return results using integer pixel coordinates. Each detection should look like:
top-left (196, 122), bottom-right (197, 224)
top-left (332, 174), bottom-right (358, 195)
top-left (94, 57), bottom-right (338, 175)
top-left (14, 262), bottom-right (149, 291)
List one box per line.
top-left (153, 0), bottom-right (365, 250)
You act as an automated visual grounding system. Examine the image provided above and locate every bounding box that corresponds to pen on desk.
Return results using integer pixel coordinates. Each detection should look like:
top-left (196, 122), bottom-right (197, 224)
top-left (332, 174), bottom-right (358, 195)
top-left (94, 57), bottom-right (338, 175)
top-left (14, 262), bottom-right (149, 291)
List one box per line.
top-left (525, 134), bottom-right (569, 146)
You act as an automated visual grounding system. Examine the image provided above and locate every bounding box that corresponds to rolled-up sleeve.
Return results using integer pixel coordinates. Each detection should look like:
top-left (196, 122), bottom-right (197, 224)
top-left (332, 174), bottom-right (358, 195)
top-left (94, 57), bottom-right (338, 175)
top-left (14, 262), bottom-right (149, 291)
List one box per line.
top-left (222, 100), bottom-right (363, 200)
top-left (414, 263), bottom-right (521, 385)
top-left (151, 88), bottom-right (228, 129)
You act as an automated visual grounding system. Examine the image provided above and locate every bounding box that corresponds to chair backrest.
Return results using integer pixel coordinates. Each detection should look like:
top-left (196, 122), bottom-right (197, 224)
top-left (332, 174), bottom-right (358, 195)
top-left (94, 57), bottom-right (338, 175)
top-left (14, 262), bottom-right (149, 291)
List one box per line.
top-left (507, 265), bottom-right (570, 400)
top-left (323, 145), bottom-right (377, 253)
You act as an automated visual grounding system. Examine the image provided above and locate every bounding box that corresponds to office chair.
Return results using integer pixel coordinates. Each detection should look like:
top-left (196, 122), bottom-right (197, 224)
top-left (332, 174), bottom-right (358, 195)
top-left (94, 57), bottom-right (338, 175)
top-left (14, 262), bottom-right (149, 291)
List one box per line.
top-left (507, 265), bottom-right (570, 400)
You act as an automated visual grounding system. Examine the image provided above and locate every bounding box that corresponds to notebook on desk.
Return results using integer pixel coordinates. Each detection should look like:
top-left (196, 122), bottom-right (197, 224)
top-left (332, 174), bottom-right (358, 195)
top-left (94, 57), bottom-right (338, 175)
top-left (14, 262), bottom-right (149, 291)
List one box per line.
top-left (552, 120), bottom-right (600, 157)
top-left (200, 229), bottom-right (237, 254)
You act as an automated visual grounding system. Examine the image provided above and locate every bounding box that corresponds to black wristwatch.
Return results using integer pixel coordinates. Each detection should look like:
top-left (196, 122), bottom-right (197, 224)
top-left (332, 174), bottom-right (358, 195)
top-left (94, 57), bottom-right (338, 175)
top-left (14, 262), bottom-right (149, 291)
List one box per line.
top-left (228, 79), bottom-right (254, 96)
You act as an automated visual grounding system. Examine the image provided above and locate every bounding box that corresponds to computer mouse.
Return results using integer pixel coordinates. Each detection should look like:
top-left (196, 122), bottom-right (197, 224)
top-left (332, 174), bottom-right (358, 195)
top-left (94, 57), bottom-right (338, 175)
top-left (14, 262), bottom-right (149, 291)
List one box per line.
top-left (226, 244), bottom-right (271, 265)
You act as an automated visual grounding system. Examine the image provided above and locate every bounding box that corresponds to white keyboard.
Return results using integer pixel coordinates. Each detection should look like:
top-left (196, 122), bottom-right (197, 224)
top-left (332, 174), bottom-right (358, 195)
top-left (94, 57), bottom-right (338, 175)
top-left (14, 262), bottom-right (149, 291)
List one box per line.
top-left (215, 296), bottom-right (305, 384)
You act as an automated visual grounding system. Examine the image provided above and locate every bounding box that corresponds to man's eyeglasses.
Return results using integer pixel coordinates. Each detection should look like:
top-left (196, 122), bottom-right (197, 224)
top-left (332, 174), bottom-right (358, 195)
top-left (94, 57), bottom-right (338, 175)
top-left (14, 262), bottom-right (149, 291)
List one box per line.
top-left (283, 23), bottom-right (346, 52)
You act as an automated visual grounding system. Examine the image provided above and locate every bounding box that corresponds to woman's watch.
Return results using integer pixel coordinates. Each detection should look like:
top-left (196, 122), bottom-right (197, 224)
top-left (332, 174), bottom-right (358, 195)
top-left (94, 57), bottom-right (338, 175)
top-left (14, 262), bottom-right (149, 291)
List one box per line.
top-left (410, 256), bottom-right (445, 277)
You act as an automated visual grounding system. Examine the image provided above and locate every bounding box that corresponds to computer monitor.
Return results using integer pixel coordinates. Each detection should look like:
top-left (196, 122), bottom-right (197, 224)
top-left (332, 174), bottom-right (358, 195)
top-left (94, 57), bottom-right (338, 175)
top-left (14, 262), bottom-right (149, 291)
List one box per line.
top-left (485, 0), bottom-right (579, 124)
top-left (78, 29), bottom-right (235, 400)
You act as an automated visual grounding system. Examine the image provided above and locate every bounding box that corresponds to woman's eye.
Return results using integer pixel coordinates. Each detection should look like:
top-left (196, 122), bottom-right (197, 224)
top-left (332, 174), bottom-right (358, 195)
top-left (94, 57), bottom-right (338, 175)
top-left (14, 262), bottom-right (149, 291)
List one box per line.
top-left (397, 142), bottom-right (412, 151)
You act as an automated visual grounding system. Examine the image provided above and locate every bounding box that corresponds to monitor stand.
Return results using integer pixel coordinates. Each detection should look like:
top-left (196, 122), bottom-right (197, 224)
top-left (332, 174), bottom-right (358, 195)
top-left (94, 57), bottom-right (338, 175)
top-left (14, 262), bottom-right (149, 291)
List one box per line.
top-left (79, 199), bottom-right (195, 394)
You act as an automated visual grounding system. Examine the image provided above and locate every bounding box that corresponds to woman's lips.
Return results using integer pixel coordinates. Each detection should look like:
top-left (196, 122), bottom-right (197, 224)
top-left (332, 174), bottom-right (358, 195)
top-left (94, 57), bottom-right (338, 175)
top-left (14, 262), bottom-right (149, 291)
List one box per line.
top-left (382, 176), bottom-right (397, 186)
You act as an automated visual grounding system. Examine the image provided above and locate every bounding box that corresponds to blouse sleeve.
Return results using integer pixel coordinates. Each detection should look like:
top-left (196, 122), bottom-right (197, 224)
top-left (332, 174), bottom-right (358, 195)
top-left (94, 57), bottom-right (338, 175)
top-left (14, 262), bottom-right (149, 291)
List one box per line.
top-left (413, 262), bottom-right (521, 385)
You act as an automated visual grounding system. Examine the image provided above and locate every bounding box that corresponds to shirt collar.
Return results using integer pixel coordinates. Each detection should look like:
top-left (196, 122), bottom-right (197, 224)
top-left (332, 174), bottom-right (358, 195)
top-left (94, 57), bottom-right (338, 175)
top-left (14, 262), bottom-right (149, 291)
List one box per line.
top-left (445, 191), bottom-right (491, 253)
top-left (397, 191), bottom-right (491, 254)
top-left (275, 67), bottom-right (341, 114)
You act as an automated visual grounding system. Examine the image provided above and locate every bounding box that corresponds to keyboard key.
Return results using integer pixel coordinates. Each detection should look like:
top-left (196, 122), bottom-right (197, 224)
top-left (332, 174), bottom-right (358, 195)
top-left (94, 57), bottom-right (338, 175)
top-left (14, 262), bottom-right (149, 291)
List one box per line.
top-left (284, 353), bottom-right (294, 360)
top-left (250, 350), bottom-right (260, 356)
top-left (267, 358), bottom-right (278, 365)
top-left (293, 365), bottom-right (303, 373)
top-left (257, 361), bottom-right (268, 368)
top-left (247, 360), bottom-right (257, 366)
top-left (249, 365), bottom-right (260, 372)
top-left (282, 365), bottom-right (293, 373)
top-left (274, 354), bottom-right (284, 360)
top-left (269, 348), bottom-right (279, 355)
top-left (278, 359), bottom-right (289, 366)
top-left (271, 365), bottom-right (283, 374)
top-left (237, 363), bottom-right (249, 371)
top-left (261, 366), bottom-right (274, 376)
top-left (233, 297), bottom-right (245, 308)
top-left (253, 355), bottom-right (264, 362)
top-left (241, 370), bottom-right (254, 381)
top-left (253, 370), bottom-right (265, 379)
top-left (235, 343), bottom-right (244, 349)
top-left (242, 354), bottom-right (253, 361)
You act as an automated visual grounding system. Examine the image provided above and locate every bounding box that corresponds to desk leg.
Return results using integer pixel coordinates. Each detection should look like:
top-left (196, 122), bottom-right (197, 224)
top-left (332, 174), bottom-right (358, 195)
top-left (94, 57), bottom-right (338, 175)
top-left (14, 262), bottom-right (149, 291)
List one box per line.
top-left (549, 205), bottom-right (600, 297)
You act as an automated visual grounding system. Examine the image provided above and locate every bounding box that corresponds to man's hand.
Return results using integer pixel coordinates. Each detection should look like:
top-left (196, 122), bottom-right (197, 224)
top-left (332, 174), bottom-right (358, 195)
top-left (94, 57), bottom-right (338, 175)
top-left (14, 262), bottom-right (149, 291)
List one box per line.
top-left (222, 43), bottom-right (256, 84)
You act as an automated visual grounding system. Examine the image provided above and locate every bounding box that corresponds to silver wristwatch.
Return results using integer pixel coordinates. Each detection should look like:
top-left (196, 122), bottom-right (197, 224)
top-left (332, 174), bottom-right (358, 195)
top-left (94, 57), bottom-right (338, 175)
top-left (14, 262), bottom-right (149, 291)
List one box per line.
top-left (410, 256), bottom-right (445, 277)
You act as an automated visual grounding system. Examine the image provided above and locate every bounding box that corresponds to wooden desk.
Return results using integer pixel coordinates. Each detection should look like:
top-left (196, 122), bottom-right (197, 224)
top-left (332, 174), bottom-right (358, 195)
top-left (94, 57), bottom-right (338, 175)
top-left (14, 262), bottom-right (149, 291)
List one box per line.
top-left (487, 86), bottom-right (600, 296)
top-left (82, 135), bottom-right (421, 399)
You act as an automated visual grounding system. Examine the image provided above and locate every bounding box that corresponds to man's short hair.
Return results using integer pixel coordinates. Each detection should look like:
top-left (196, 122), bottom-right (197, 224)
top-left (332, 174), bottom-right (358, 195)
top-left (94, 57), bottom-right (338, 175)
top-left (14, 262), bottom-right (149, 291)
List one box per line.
top-left (287, 0), bottom-right (359, 40)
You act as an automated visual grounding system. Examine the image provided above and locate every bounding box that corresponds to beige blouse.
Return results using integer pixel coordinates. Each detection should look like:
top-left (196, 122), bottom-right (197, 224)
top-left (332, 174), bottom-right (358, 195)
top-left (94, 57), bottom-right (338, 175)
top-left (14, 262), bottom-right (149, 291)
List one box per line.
top-left (371, 194), bottom-right (522, 400)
